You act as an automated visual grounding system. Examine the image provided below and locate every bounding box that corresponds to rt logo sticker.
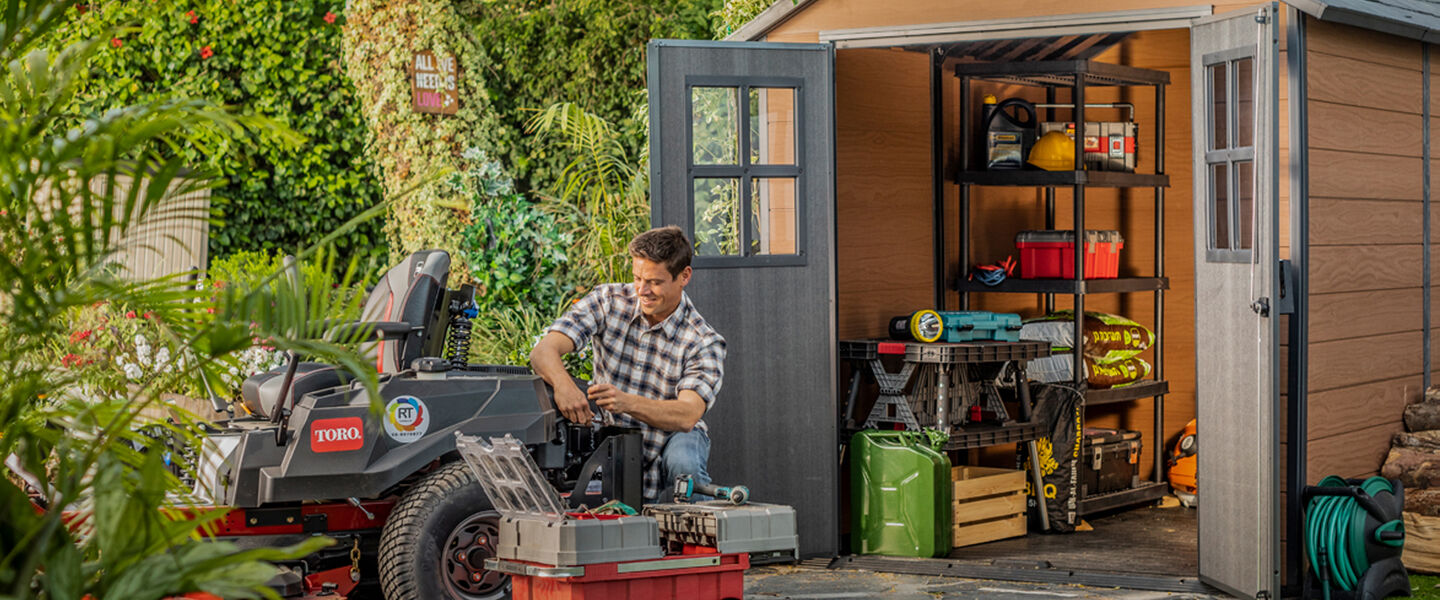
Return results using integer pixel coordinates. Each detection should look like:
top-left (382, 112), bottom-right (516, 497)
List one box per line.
top-left (384, 396), bottom-right (428, 443)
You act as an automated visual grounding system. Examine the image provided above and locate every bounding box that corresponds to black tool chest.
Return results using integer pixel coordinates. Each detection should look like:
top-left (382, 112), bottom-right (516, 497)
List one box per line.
top-left (1080, 428), bottom-right (1141, 497)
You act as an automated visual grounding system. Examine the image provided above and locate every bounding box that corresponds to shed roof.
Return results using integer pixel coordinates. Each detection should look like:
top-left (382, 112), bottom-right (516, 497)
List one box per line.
top-left (728, 0), bottom-right (1440, 44)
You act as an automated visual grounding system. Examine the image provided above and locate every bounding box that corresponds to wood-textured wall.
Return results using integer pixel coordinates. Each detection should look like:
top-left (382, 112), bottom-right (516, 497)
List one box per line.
top-left (1304, 18), bottom-right (1428, 481)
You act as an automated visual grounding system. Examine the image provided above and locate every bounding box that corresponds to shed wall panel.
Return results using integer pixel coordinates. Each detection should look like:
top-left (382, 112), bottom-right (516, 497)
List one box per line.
top-left (1305, 19), bottom-right (1429, 483)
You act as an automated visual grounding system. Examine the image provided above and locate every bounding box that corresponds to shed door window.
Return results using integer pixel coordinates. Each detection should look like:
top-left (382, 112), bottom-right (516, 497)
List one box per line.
top-left (1204, 54), bottom-right (1256, 263)
top-left (687, 81), bottom-right (804, 266)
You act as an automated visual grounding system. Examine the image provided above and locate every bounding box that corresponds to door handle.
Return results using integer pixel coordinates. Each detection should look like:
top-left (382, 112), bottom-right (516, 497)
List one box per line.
top-left (1251, 297), bottom-right (1270, 317)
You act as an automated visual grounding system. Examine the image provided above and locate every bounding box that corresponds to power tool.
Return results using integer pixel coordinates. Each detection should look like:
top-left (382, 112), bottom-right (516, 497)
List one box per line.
top-left (673, 474), bottom-right (749, 505)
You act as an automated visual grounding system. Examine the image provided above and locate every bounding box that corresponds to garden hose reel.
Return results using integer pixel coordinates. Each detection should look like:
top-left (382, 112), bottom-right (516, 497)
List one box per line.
top-left (1302, 476), bottom-right (1410, 600)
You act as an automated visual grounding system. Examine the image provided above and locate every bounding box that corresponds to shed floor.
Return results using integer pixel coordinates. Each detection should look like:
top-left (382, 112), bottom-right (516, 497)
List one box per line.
top-left (946, 504), bottom-right (1198, 577)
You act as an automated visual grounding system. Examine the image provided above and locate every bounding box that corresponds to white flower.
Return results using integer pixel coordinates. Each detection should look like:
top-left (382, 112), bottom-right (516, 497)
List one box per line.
top-left (133, 333), bottom-right (148, 347)
top-left (123, 363), bottom-right (142, 380)
top-left (228, 366), bottom-right (239, 376)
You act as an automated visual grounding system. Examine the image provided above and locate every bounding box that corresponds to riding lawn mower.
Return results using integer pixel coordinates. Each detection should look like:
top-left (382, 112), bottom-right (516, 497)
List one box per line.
top-left (173, 250), bottom-right (642, 600)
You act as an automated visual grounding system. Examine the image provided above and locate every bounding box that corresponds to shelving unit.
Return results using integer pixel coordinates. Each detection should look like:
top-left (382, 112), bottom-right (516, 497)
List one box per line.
top-left (953, 60), bottom-right (1171, 515)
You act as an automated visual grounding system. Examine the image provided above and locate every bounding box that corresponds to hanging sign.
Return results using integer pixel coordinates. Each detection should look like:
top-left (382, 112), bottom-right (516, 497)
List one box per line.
top-left (411, 51), bottom-right (458, 115)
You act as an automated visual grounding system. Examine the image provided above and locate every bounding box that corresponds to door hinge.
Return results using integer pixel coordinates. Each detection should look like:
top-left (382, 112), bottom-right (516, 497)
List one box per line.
top-left (1254, 9), bottom-right (1270, 23)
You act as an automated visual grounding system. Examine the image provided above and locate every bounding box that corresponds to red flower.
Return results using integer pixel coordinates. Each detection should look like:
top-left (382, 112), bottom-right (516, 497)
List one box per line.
top-left (110, 37), bottom-right (122, 48)
top-left (125, 310), bottom-right (137, 319)
top-left (69, 329), bottom-right (93, 344)
top-left (143, 311), bottom-right (156, 320)
top-left (206, 307), bottom-right (216, 314)
top-left (62, 353), bottom-right (83, 368)
top-left (75, 4), bottom-right (88, 14)
top-left (200, 46), bottom-right (213, 60)
top-left (186, 10), bottom-right (198, 24)
top-left (323, 11), bottom-right (336, 24)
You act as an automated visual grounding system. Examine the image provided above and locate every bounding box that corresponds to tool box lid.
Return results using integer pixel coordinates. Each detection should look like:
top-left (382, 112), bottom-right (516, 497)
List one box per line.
top-left (1081, 427), bottom-right (1141, 447)
top-left (1016, 230), bottom-right (1124, 245)
top-left (455, 432), bottom-right (568, 522)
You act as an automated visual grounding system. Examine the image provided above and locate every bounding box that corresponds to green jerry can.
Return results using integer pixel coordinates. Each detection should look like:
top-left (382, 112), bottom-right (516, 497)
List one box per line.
top-left (850, 430), bottom-right (952, 557)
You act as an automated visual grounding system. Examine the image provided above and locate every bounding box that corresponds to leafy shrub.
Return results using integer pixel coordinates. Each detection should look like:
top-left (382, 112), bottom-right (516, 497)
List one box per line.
top-left (46, 0), bottom-right (389, 269)
top-left (463, 0), bottom-right (719, 197)
top-left (454, 151), bottom-right (576, 316)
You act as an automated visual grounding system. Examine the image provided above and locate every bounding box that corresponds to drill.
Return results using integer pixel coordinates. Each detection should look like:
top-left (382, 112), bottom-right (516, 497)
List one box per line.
top-left (672, 474), bottom-right (749, 505)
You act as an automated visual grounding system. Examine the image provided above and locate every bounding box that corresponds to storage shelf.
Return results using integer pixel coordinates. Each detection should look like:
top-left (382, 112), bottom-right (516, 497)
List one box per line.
top-left (953, 60), bottom-right (1171, 88)
top-left (1079, 481), bottom-right (1171, 516)
top-left (955, 170), bottom-right (1169, 188)
top-left (1084, 380), bottom-right (1170, 407)
top-left (954, 277), bottom-right (1169, 295)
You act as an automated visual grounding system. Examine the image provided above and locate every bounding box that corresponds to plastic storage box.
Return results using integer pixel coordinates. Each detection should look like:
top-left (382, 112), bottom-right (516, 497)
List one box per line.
top-left (491, 552), bottom-right (749, 600)
top-left (850, 430), bottom-right (952, 557)
top-left (936, 311), bottom-right (1023, 342)
top-left (642, 502), bottom-right (799, 561)
top-left (1015, 230), bottom-right (1124, 279)
top-left (1080, 428), bottom-right (1142, 497)
top-left (455, 433), bottom-right (663, 566)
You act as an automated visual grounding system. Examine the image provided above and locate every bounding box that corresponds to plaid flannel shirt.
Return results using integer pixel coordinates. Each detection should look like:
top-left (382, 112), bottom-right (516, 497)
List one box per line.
top-left (546, 283), bottom-right (727, 500)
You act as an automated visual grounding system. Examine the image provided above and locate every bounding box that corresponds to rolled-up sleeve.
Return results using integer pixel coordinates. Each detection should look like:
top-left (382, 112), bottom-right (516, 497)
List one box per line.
top-left (546, 289), bottom-right (607, 352)
top-left (678, 337), bottom-right (726, 410)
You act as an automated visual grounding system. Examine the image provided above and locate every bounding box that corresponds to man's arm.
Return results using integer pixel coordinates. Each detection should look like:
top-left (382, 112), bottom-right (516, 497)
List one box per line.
top-left (530, 331), bottom-right (592, 423)
top-left (590, 386), bottom-right (706, 432)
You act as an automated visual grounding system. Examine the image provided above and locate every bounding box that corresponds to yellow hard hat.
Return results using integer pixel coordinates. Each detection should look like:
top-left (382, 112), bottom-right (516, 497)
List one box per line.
top-left (1027, 131), bottom-right (1076, 171)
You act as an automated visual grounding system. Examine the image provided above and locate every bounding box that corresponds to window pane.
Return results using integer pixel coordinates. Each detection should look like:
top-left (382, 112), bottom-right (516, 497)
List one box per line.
top-left (1212, 163), bottom-right (1230, 250)
top-left (1209, 63), bottom-right (1228, 150)
top-left (1236, 57), bottom-right (1254, 149)
top-left (750, 88), bottom-right (796, 165)
top-left (693, 178), bottom-right (740, 256)
top-left (692, 87), bottom-right (738, 165)
top-left (749, 177), bottom-right (798, 255)
top-left (1237, 160), bottom-right (1254, 250)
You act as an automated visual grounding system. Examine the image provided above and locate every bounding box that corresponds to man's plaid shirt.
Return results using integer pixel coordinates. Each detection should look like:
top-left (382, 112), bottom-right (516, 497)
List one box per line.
top-left (546, 283), bottom-right (727, 500)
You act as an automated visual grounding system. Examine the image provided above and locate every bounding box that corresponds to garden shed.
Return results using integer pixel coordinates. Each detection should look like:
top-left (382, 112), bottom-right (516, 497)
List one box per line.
top-left (647, 0), bottom-right (1440, 597)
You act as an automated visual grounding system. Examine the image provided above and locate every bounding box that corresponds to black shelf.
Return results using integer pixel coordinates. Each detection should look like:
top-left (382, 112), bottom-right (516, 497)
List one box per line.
top-left (1079, 481), bottom-right (1171, 516)
top-left (955, 277), bottom-right (1170, 295)
top-left (953, 60), bottom-right (1172, 88)
top-left (955, 170), bottom-right (1169, 188)
top-left (1085, 380), bottom-right (1170, 407)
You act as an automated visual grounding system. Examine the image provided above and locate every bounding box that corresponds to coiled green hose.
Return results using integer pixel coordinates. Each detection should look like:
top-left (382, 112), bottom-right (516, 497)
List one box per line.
top-left (1305, 476), bottom-right (1405, 596)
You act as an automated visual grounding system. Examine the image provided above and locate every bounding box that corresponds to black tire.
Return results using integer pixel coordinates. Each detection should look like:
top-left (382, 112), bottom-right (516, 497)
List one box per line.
top-left (378, 461), bottom-right (509, 600)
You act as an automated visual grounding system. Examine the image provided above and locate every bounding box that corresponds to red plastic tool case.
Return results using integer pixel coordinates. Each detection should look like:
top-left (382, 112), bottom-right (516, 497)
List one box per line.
top-left (1015, 229), bottom-right (1124, 279)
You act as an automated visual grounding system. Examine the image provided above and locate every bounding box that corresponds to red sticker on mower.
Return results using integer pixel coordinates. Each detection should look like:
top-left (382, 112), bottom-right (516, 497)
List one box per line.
top-left (310, 417), bottom-right (365, 453)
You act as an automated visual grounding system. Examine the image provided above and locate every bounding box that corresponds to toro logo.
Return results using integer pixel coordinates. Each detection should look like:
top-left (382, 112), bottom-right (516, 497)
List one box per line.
top-left (310, 417), bottom-right (365, 453)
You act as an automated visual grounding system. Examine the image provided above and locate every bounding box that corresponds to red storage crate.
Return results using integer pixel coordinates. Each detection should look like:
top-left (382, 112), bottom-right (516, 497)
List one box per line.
top-left (507, 552), bottom-right (748, 600)
top-left (1015, 230), bottom-right (1123, 279)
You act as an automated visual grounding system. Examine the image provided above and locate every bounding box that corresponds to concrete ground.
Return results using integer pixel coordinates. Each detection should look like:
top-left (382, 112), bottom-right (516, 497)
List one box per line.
top-left (743, 565), bottom-right (1232, 600)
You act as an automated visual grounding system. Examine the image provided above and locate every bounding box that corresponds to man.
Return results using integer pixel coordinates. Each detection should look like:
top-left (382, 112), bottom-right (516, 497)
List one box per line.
top-left (530, 226), bottom-right (726, 502)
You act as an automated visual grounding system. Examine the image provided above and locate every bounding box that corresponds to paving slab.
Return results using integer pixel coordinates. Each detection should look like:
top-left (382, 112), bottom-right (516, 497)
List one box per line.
top-left (744, 565), bottom-right (1233, 600)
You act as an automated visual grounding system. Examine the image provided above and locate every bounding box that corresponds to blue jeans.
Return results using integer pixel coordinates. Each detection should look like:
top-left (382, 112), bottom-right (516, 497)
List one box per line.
top-left (658, 428), bottom-right (712, 502)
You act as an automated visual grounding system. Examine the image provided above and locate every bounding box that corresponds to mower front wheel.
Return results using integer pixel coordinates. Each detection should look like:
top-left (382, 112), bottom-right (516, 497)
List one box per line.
top-left (378, 461), bottom-right (508, 600)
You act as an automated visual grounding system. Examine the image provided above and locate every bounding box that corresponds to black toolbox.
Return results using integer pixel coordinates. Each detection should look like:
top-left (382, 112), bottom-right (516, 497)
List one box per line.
top-left (1080, 428), bottom-right (1141, 497)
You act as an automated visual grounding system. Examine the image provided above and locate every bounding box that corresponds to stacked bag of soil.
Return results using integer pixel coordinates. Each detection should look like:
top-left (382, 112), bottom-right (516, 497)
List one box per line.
top-left (1020, 311), bottom-right (1155, 388)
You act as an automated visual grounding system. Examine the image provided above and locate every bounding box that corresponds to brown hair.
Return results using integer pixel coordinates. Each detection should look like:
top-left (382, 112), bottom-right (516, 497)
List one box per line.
top-left (628, 226), bottom-right (692, 277)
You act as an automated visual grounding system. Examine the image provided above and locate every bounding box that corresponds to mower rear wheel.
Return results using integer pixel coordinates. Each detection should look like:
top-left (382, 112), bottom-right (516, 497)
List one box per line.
top-left (378, 461), bottom-right (508, 600)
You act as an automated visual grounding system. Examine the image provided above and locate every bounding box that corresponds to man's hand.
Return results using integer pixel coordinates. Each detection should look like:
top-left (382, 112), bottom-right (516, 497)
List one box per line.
top-left (589, 383), bottom-right (632, 416)
top-left (555, 383), bottom-right (593, 424)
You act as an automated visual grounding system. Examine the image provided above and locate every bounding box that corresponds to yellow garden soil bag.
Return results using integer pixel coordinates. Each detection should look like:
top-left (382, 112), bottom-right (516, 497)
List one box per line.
top-left (1021, 311), bottom-right (1155, 361)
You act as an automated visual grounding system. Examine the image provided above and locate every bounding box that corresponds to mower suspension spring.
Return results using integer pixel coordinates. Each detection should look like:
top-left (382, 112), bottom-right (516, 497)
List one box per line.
top-left (447, 313), bottom-right (473, 367)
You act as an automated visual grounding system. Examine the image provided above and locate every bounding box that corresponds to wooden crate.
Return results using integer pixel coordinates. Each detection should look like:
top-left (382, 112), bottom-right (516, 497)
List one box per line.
top-left (951, 466), bottom-right (1027, 548)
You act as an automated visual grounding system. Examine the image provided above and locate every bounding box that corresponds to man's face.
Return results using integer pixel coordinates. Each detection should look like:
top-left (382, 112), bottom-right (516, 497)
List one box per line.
top-left (632, 256), bottom-right (690, 324)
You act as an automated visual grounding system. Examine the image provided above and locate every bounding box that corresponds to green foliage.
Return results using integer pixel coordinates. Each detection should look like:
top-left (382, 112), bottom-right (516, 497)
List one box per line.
top-left (454, 151), bottom-right (576, 316)
top-left (0, 2), bottom-right (383, 596)
top-left (464, 0), bottom-right (719, 197)
top-left (46, 0), bottom-right (389, 270)
top-left (711, 0), bottom-right (778, 39)
top-left (527, 103), bottom-right (651, 287)
top-left (342, 0), bottom-right (502, 280)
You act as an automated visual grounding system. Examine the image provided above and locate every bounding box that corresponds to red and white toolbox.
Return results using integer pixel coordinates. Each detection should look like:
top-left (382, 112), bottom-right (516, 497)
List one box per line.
top-left (455, 432), bottom-right (798, 600)
top-left (1015, 229), bottom-right (1124, 279)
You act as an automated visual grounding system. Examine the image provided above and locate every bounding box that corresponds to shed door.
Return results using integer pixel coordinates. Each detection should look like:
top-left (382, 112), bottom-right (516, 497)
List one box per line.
top-left (647, 40), bottom-right (837, 557)
top-left (1190, 4), bottom-right (1281, 598)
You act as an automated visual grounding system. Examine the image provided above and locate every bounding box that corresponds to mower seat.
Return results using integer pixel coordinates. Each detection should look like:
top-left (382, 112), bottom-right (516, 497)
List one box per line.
top-left (239, 250), bottom-right (453, 418)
